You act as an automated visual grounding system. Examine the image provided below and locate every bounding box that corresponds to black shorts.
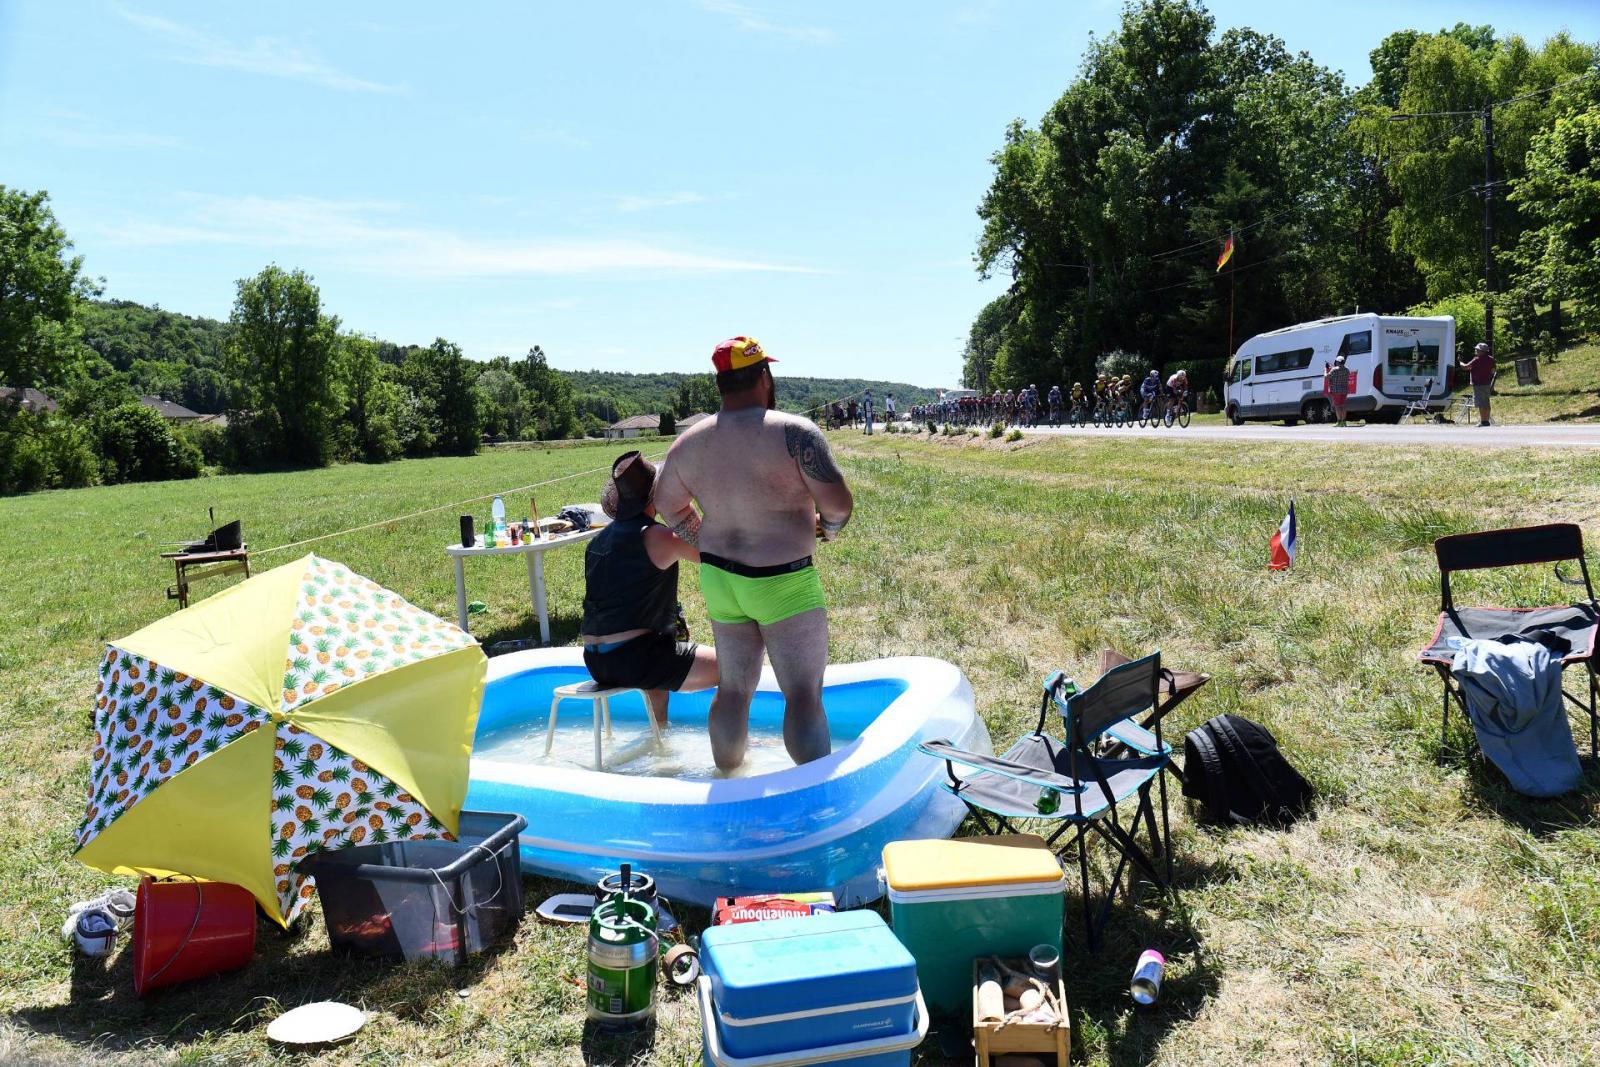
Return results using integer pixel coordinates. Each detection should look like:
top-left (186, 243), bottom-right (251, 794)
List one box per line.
top-left (583, 632), bottom-right (698, 692)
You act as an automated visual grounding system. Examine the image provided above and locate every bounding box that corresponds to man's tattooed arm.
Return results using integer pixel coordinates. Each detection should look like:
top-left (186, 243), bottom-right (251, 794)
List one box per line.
top-left (818, 514), bottom-right (849, 541)
top-left (785, 422), bottom-right (844, 484)
top-left (667, 509), bottom-right (701, 546)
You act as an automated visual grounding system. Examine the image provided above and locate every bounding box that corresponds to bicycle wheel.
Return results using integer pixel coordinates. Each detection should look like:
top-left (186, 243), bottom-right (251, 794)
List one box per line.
top-left (1177, 405), bottom-right (1191, 428)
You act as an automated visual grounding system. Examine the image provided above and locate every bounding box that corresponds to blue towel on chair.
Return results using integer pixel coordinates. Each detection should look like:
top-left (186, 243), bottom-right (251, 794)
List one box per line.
top-left (1451, 638), bottom-right (1581, 797)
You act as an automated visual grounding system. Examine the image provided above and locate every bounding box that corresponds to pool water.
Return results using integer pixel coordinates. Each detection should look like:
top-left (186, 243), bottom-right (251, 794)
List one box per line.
top-left (472, 714), bottom-right (852, 779)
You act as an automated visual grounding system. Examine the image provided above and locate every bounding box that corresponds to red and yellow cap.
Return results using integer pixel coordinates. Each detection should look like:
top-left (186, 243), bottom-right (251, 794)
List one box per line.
top-left (712, 336), bottom-right (778, 374)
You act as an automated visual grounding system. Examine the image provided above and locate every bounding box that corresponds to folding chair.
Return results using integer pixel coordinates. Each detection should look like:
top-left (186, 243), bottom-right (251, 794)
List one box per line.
top-left (920, 652), bottom-right (1173, 953)
top-left (1418, 523), bottom-right (1600, 761)
top-left (1400, 382), bottom-right (1436, 424)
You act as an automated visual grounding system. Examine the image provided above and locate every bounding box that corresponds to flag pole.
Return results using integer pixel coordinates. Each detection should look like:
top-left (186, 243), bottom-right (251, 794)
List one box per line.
top-left (1228, 229), bottom-right (1235, 359)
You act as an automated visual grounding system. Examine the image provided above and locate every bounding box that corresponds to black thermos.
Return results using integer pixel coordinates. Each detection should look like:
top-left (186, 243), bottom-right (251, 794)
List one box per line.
top-left (459, 514), bottom-right (475, 548)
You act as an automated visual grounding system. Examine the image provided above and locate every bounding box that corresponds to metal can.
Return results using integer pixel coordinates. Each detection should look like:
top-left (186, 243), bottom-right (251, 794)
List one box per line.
top-left (1130, 948), bottom-right (1166, 1006)
top-left (586, 896), bottom-right (658, 1026)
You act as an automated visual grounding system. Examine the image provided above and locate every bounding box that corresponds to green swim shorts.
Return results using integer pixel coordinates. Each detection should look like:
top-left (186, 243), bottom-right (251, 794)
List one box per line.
top-left (699, 554), bottom-right (827, 626)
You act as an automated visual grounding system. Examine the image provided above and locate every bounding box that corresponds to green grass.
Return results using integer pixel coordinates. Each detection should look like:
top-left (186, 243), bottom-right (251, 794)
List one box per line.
top-left (6, 431), bottom-right (1600, 1064)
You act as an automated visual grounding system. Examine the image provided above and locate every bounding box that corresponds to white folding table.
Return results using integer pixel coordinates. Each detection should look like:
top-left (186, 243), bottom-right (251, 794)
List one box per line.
top-left (446, 527), bottom-right (601, 644)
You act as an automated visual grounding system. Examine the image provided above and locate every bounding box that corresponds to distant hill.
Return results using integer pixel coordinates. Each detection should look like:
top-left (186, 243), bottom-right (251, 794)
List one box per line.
top-left (564, 369), bottom-right (941, 419)
top-left (75, 300), bottom-right (943, 420)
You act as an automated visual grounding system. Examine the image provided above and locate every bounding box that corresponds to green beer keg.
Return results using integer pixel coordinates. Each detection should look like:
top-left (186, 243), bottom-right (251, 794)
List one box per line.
top-left (586, 890), bottom-right (658, 1026)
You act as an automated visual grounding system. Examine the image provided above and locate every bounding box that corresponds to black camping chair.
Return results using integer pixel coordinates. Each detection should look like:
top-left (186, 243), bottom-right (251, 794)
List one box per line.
top-left (920, 651), bottom-right (1173, 953)
top-left (1418, 523), bottom-right (1599, 760)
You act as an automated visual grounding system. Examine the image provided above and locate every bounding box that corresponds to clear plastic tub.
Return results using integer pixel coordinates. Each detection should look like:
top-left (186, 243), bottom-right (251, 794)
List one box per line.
top-left (298, 810), bottom-right (526, 964)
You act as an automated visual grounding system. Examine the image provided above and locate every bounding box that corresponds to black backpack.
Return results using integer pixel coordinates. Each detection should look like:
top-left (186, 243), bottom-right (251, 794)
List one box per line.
top-left (1182, 714), bottom-right (1314, 826)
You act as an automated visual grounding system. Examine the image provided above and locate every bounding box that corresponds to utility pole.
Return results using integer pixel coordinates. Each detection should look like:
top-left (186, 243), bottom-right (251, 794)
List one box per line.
top-left (1482, 99), bottom-right (1495, 352)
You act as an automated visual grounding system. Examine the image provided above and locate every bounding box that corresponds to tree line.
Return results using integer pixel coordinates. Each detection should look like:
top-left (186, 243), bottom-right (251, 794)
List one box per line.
top-left (0, 182), bottom-right (947, 494)
top-left (966, 1), bottom-right (1600, 397)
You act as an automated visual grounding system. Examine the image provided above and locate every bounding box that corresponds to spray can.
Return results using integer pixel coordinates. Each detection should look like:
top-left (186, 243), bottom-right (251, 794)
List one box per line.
top-left (1130, 948), bottom-right (1166, 1006)
top-left (586, 864), bottom-right (658, 1026)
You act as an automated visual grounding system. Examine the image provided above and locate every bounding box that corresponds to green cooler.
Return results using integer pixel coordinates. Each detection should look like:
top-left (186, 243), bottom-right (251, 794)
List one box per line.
top-left (882, 835), bottom-right (1064, 1017)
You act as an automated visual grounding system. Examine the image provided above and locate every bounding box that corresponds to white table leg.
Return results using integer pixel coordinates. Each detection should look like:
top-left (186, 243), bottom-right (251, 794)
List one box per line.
top-left (453, 556), bottom-right (469, 632)
top-left (529, 550), bottom-right (550, 645)
top-left (593, 696), bottom-right (604, 769)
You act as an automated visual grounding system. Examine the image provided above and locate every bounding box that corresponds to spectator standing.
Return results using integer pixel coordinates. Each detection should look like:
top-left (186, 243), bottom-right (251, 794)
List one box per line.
top-left (1459, 342), bottom-right (1496, 426)
top-left (1323, 355), bottom-right (1351, 426)
top-left (862, 389), bottom-right (875, 435)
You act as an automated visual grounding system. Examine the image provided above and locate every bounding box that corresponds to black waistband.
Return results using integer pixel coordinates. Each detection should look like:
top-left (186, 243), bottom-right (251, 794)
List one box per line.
top-left (701, 552), bottom-right (814, 579)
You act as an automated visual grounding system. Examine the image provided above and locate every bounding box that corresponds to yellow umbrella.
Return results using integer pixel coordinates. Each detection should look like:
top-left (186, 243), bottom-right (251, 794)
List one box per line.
top-left (75, 554), bottom-right (486, 925)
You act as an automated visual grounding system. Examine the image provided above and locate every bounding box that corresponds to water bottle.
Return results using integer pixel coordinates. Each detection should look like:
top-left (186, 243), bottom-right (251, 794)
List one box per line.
top-left (491, 496), bottom-right (506, 546)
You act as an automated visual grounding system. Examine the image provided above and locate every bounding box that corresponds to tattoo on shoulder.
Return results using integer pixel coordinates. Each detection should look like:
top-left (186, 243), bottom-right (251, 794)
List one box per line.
top-left (785, 423), bottom-right (843, 484)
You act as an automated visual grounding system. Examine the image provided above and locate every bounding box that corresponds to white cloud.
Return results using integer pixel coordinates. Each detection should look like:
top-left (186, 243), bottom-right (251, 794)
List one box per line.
top-left (114, 6), bottom-right (404, 94)
top-left (697, 1), bottom-right (836, 45)
top-left (613, 191), bottom-right (714, 213)
top-left (95, 194), bottom-right (819, 278)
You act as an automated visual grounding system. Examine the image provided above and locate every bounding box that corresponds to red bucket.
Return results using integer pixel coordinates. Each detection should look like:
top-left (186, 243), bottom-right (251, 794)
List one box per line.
top-left (132, 877), bottom-right (256, 996)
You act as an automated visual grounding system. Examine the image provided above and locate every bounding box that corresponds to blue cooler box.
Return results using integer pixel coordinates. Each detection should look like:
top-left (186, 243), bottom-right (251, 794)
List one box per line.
top-left (699, 911), bottom-right (928, 1066)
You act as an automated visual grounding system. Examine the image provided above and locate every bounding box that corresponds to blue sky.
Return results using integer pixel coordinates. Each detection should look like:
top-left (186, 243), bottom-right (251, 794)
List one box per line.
top-left (2, 2), bottom-right (1595, 387)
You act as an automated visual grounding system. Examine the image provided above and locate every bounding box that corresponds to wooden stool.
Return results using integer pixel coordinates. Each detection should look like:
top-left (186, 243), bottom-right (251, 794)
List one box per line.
top-left (161, 547), bottom-right (250, 609)
top-left (548, 681), bottom-right (661, 769)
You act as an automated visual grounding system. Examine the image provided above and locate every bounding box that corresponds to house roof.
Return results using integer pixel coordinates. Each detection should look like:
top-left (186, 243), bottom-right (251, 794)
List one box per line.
top-left (608, 414), bottom-right (662, 430)
top-left (678, 412), bottom-right (712, 428)
top-left (138, 395), bottom-right (202, 419)
top-left (0, 386), bottom-right (59, 414)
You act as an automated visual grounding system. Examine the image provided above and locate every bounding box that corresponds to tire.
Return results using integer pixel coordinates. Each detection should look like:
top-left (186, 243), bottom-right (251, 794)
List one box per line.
top-left (1303, 399), bottom-right (1330, 424)
top-left (1177, 406), bottom-right (1191, 428)
top-left (1283, 417), bottom-right (1300, 427)
top-left (1227, 405), bottom-right (1244, 426)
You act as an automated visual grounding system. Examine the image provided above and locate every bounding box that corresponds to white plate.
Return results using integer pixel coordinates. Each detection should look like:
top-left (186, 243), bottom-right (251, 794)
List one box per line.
top-left (266, 1001), bottom-right (366, 1046)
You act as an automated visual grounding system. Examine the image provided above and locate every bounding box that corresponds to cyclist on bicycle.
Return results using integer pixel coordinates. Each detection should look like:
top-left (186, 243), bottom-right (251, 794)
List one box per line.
top-left (1165, 369), bottom-right (1189, 418)
top-left (1047, 384), bottom-right (1063, 425)
top-left (1139, 370), bottom-right (1161, 419)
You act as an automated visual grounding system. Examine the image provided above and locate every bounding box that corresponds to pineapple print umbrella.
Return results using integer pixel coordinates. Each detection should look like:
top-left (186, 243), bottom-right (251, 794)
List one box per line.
top-left (74, 554), bottom-right (486, 925)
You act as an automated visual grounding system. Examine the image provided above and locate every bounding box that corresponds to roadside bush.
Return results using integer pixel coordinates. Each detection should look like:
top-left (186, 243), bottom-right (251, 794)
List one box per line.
top-left (179, 421), bottom-right (227, 466)
top-left (927, 420), bottom-right (938, 434)
top-left (1406, 293), bottom-right (1485, 357)
top-left (885, 422), bottom-right (900, 434)
top-left (987, 423), bottom-right (1004, 439)
top-left (1006, 429), bottom-right (1023, 442)
top-left (0, 410), bottom-right (98, 494)
top-left (91, 403), bottom-right (202, 484)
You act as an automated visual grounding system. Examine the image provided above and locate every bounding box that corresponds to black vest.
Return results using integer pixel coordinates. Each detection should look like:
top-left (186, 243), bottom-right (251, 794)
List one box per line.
top-left (581, 516), bottom-right (678, 637)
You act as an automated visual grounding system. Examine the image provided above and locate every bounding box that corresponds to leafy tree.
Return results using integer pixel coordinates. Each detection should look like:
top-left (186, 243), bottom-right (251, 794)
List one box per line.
top-left (338, 333), bottom-right (402, 462)
top-left (401, 339), bottom-right (480, 455)
top-left (225, 266), bottom-right (341, 464)
top-left (476, 361), bottom-right (528, 440)
top-left (90, 402), bottom-right (202, 484)
top-left (0, 186), bottom-right (99, 391)
top-left (658, 410), bottom-right (676, 436)
top-left (513, 346), bottom-right (578, 441)
top-left (673, 374), bottom-right (719, 418)
top-left (1508, 81), bottom-right (1600, 337)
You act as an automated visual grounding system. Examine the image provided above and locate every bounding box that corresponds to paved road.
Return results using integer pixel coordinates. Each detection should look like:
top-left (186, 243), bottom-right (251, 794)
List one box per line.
top-left (1021, 421), bottom-right (1600, 450)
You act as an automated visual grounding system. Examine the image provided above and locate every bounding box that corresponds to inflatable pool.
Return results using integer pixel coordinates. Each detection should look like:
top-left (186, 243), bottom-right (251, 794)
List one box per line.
top-left (464, 649), bottom-right (989, 906)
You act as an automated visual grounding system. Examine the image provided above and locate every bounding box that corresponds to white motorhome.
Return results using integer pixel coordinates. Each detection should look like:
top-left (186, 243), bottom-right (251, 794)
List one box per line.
top-left (1223, 313), bottom-right (1457, 424)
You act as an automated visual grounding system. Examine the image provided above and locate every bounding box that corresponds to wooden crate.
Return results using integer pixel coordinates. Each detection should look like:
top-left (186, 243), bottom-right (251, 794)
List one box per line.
top-left (972, 959), bottom-right (1070, 1067)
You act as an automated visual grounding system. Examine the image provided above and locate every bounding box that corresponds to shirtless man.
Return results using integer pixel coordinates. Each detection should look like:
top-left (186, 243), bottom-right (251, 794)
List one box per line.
top-left (653, 336), bottom-right (854, 770)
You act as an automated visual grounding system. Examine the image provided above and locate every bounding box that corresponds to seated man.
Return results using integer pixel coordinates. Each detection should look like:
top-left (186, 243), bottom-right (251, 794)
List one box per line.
top-left (581, 451), bottom-right (717, 726)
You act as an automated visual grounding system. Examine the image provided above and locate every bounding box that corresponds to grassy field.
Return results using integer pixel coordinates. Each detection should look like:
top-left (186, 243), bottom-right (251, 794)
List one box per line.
top-left (5, 428), bottom-right (1600, 1065)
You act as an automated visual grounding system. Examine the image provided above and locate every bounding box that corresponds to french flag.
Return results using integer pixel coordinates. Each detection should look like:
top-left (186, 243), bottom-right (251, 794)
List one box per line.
top-left (1268, 501), bottom-right (1296, 571)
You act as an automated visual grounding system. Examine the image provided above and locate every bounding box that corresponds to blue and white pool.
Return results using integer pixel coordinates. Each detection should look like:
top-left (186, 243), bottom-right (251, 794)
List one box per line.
top-left (464, 649), bottom-right (989, 906)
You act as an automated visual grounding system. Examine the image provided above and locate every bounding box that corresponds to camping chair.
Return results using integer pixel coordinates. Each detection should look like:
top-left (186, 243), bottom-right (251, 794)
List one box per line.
top-left (1400, 382), bottom-right (1437, 424)
top-left (920, 652), bottom-right (1173, 953)
top-left (1418, 523), bottom-right (1600, 761)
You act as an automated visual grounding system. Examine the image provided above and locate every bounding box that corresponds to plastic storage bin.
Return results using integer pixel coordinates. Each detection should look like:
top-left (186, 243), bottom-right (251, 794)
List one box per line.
top-left (298, 810), bottom-right (526, 965)
top-left (699, 911), bottom-right (926, 1066)
top-left (882, 835), bottom-right (1064, 1016)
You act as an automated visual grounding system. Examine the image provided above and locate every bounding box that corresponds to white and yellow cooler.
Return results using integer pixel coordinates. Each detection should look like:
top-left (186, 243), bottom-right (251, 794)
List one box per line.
top-left (882, 835), bottom-right (1065, 1016)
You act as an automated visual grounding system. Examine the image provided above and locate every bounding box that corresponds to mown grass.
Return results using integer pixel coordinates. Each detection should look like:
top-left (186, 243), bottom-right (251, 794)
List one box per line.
top-left (5, 430), bottom-right (1600, 1064)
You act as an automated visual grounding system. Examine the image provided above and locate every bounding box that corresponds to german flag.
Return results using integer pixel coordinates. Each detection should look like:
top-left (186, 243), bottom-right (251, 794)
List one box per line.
top-left (1216, 232), bottom-right (1235, 272)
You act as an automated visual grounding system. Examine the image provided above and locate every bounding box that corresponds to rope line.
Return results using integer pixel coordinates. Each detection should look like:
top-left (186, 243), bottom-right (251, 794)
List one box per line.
top-left (255, 449), bottom-right (668, 557)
